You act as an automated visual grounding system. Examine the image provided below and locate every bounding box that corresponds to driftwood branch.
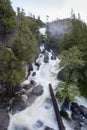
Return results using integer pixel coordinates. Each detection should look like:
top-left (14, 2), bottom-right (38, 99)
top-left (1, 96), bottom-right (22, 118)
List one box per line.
top-left (49, 83), bottom-right (66, 130)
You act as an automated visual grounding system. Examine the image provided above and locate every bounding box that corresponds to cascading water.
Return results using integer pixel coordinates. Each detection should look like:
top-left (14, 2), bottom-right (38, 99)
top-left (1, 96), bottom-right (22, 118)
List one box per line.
top-left (8, 44), bottom-right (87, 130)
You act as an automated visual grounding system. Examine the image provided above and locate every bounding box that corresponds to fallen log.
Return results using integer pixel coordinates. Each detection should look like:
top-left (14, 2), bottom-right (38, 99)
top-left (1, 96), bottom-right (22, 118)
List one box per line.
top-left (49, 83), bottom-right (66, 130)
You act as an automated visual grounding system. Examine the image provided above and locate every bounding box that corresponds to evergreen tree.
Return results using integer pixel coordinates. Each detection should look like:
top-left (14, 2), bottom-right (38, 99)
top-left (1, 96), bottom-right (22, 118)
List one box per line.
top-left (58, 19), bottom-right (87, 97)
top-left (0, 0), bottom-right (16, 45)
top-left (78, 13), bottom-right (81, 20)
top-left (0, 46), bottom-right (25, 97)
top-left (12, 12), bottom-right (39, 63)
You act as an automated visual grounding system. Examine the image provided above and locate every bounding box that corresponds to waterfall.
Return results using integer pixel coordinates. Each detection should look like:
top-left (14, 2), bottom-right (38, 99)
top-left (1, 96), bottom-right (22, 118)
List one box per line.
top-left (8, 45), bottom-right (87, 130)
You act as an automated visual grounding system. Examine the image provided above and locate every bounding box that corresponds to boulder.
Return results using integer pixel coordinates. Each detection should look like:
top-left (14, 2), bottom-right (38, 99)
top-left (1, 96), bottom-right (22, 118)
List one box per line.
top-left (60, 110), bottom-right (71, 121)
top-left (28, 64), bottom-right (33, 72)
top-left (30, 80), bottom-right (36, 86)
top-left (71, 112), bottom-right (85, 123)
top-left (32, 85), bottom-right (44, 96)
top-left (51, 55), bottom-right (56, 60)
top-left (70, 102), bottom-right (80, 114)
top-left (27, 92), bottom-right (37, 105)
top-left (0, 96), bottom-right (11, 111)
top-left (27, 64), bottom-right (33, 78)
top-left (57, 69), bottom-right (65, 81)
top-left (79, 105), bottom-right (87, 119)
top-left (74, 123), bottom-right (81, 130)
top-left (0, 99), bottom-right (8, 109)
top-left (44, 54), bottom-right (49, 63)
top-left (20, 89), bottom-right (26, 95)
top-left (34, 62), bottom-right (41, 70)
top-left (23, 84), bottom-right (32, 90)
top-left (0, 109), bottom-right (10, 130)
top-left (32, 72), bottom-right (36, 77)
top-left (61, 98), bottom-right (71, 110)
top-left (11, 97), bottom-right (27, 114)
top-left (70, 102), bottom-right (87, 127)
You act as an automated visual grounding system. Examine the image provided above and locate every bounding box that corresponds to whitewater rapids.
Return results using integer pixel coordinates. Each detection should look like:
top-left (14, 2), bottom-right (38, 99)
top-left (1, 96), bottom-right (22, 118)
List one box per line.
top-left (8, 45), bottom-right (87, 130)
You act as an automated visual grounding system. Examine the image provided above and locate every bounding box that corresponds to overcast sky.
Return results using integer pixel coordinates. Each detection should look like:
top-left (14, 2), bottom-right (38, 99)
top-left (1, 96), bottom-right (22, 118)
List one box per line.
top-left (11, 0), bottom-right (87, 23)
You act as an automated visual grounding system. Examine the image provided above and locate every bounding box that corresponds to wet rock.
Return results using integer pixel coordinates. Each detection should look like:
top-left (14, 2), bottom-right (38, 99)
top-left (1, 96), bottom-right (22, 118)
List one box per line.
top-left (61, 97), bottom-right (71, 110)
top-left (27, 92), bottom-right (37, 105)
top-left (11, 97), bottom-right (27, 114)
top-left (30, 80), bottom-right (36, 86)
top-left (34, 62), bottom-right (41, 70)
top-left (79, 105), bottom-right (87, 119)
top-left (32, 85), bottom-right (44, 96)
top-left (71, 112), bottom-right (85, 123)
top-left (57, 69), bottom-right (65, 81)
top-left (23, 84), bottom-right (32, 90)
top-left (70, 102), bottom-right (80, 114)
top-left (0, 95), bottom-right (12, 111)
top-left (27, 64), bottom-right (33, 77)
top-left (0, 109), bottom-right (10, 130)
top-left (44, 126), bottom-right (54, 130)
top-left (44, 54), bottom-right (49, 63)
top-left (70, 102), bottom-right (87, 127)
top-left (14, 85), bottom-right (22, 93)
top-left (0, 99), bottom-right (9, 109)
top-left (28, 64), bottom-right (33, 72)
top-left (51, 55), bottom-right (56, 60)
top-left (32, 72), bottom-right (36, 77)
top-left (33, 120), bottom-right (43, 128)
top-left (14, 125), bottom-right (29, 130)
top-left (44, 98), bottom-right (52, 109)
top-left (20, 89), bottom-right (26, 95)
top-left (60, 110), bottom-right (71, 121)
top-left (74, 123), bottom-right (81, 130)
top-left (34, 55), bottom-right (38, 61)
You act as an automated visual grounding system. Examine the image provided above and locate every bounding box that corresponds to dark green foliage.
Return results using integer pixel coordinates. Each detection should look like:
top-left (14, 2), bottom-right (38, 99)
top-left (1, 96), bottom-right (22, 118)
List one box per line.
top-left (27, 16), bottom-right (44, 34)
top-left (37, 34), bottom-right (46, 45)
top-left (77, 66), bottom-right (87, 97)
top-left (58, 19), bottom-right (87, 97)
top-left (60, 19), bottom-right (87, 51)
top-left (56, 82), bottom-right (80, 101)
top-left (47, 35), bottom-right (60, 52)
top-left (0, 46), bottom-right (25, 96)
top-left (0, 0), bottom-right (16, 44)
top-left (0, 3), bottom-right (43, 102)
top-left (27, 16), bottom-right (45, 45)
top-left (12, 12), bottom-right (39, 63)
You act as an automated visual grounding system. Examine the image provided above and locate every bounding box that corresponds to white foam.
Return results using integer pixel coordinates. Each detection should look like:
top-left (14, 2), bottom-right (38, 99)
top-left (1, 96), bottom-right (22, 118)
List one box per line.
top-left (8, 46), bottom-right (87, 130)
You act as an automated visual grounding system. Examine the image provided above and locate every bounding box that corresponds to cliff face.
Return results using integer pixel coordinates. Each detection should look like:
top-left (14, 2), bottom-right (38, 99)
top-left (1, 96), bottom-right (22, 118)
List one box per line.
top-left (0, 16), bottom-right (19, 48)
top-left (49, 18), bottom-right (72, 37)
top-left (45, 18), bottom-right (73, 53)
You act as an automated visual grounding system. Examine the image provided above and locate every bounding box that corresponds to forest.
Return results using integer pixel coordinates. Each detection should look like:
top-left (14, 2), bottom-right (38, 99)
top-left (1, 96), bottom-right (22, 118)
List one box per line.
top-left (0, 0), bottom-right (87, 108)
top-left (56, 19), bottom-right (87, 100)
top-left (0, 0), bottom-right (44, 104)
top-left (1, 0), bottom-right (87, 130)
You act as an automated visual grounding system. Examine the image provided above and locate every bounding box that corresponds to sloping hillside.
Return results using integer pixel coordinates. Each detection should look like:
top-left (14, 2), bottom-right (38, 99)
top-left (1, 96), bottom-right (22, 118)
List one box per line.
top-left (49, 18), bottom-right (72, 36)
top-left (45, 18), bottom-right (73, 53)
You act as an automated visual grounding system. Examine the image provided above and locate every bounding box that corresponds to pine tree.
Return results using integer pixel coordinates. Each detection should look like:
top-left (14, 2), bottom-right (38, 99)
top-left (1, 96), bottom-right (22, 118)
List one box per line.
top-left (0, 0), bottom-right (16, 45)
top-left (12, 12), bottom-right (39, 63)
top-left (59, 19), bottom-right (87, 97)
top-left (0, 46), bottom-right (25, 97)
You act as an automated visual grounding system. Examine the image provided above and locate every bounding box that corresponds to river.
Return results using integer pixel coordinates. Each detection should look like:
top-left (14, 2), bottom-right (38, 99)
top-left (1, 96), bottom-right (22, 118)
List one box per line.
top-left (8, 45), bottom-right (87, 130)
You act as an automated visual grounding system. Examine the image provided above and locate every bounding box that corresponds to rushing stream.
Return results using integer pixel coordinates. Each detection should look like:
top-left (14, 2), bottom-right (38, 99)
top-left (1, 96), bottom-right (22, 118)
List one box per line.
top-left (8, 45), bottom-right (87, 130)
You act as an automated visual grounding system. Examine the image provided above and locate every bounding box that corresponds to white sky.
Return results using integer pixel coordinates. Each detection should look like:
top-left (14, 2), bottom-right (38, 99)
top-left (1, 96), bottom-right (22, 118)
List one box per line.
top-left (11, 0), bottom-right (87, 23)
